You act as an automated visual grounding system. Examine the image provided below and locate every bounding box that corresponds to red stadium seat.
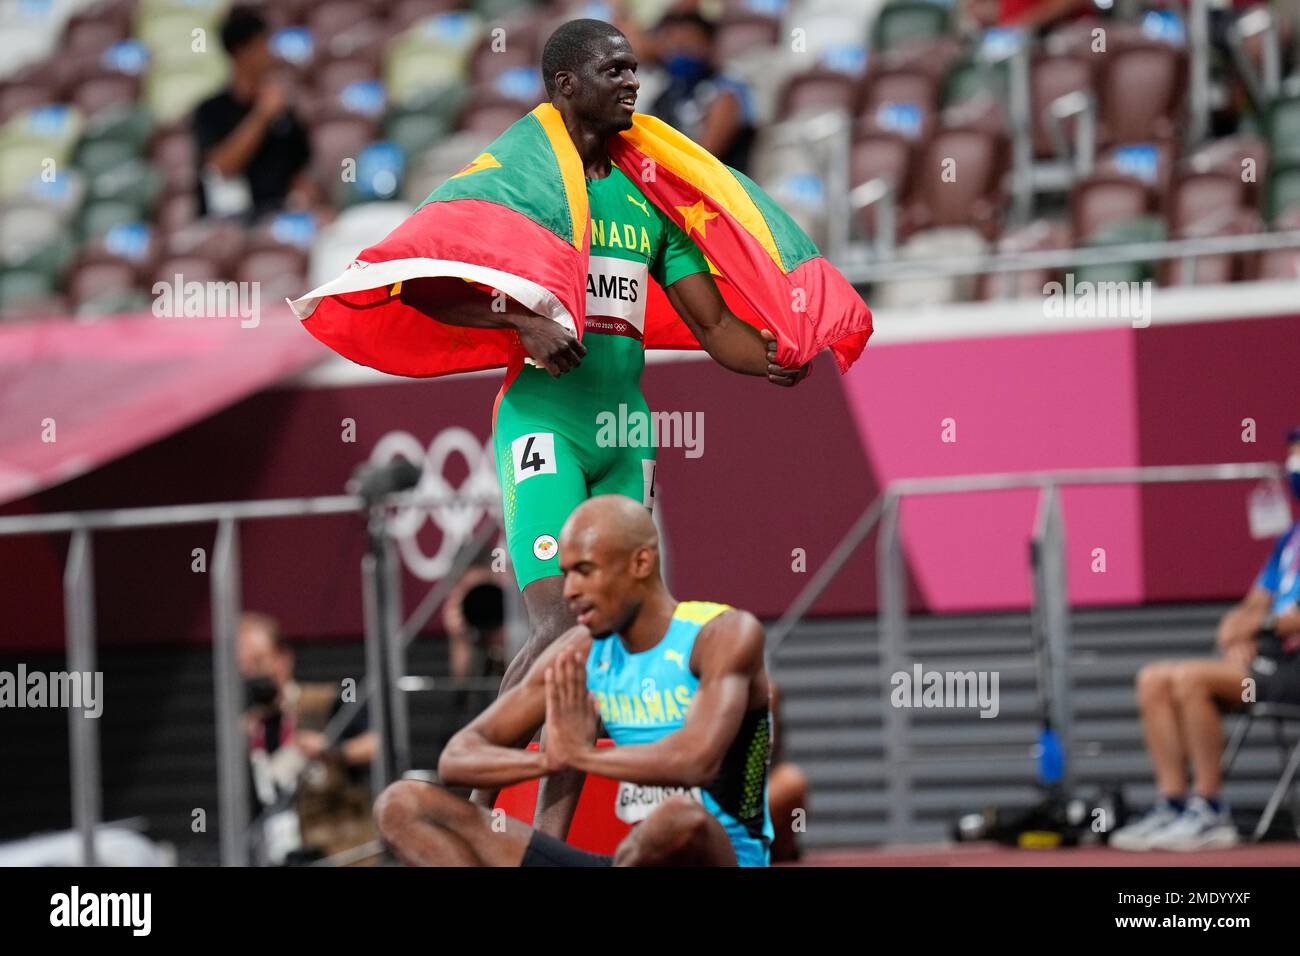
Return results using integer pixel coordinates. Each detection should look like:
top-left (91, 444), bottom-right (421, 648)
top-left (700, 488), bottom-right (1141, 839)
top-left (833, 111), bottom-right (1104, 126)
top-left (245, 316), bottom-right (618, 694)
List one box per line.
top-left (493, 740), bottom-right (632, 855)
top-left (778, 68), bottom-right (859, 121)
top-left (1070, 172), bottom-right (1154, 243)
top-left (1030, 53), bottom-right (1093, 159)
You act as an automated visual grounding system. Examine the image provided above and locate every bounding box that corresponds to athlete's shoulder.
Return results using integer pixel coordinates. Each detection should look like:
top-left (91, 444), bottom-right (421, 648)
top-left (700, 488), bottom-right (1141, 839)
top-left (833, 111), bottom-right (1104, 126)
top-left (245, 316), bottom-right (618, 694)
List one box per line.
top-left (691, 605), bottom-right (765, 672)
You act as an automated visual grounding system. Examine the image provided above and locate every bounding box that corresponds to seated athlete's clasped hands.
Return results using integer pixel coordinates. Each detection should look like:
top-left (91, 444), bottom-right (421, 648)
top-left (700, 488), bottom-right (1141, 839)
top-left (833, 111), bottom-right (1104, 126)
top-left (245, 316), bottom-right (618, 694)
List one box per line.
top-left (541, 647), bottom-right (601, 773)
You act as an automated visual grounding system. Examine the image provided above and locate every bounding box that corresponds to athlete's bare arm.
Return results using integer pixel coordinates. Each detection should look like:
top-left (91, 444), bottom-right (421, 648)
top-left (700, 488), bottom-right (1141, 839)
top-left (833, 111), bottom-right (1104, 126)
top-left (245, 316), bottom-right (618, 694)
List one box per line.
top-left (665, 272), bottom-right (810, 386)
top-left (399, 276), bottom-right (587, 377)
top-left (438, 626), bottom-right (595, 789)
top-left (544, 610), bottom-right (768, 785)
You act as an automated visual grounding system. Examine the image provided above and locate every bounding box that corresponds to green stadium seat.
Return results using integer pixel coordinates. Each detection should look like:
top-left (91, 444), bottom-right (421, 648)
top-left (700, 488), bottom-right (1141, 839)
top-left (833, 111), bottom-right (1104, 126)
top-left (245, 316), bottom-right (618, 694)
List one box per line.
top-left (1264, 94), bottom-right (1300, 166)
top-left (871, 0), bottom-right (951, 54)
top-left (88, 158), bottom-right (163, 217)
top-left (1265, 161), bottom-right (1300, 224)
top-left (143, 57), bottom-right (228, 125)
top-left (78, 199), bottom-right (143, 243)
top-left (385, 13), bottom-right (484, 105)
top-left (74, 138), bottom-right (141, 181)
top-left (80, 104), bottom-right (154, 156)
top-left (1073, 215), bottom-right (1165, 284)
top-left (0, 269), bottom-right (54, 315)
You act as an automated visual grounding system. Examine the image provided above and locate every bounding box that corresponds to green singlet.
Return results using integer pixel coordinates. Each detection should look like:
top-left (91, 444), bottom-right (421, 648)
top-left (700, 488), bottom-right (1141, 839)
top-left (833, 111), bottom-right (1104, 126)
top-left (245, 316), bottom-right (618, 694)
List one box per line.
top-left (492, 164), bottom-right (710, 587)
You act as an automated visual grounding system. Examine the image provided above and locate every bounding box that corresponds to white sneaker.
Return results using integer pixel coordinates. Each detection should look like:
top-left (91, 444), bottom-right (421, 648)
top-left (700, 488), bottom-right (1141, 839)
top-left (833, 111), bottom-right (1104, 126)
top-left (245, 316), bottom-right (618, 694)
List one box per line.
top-left (1109, 800), bottom-right (1184, 851)
top-left (1145, 796), bottom-right (1240, 851)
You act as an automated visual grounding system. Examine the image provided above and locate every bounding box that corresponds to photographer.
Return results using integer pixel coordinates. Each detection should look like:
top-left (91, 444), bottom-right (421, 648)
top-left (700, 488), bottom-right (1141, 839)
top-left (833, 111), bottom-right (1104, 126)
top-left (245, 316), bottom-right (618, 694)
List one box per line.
top-left (1111, 430), bottom-right (1300, 851)
top-left (237, 612), bottom-right (377, 864)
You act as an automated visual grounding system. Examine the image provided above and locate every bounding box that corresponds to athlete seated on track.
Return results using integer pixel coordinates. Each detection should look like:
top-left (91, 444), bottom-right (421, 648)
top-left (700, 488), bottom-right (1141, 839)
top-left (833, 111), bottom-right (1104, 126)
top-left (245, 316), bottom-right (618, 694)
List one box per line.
top-left (375, 494), bottom-right (775, 866)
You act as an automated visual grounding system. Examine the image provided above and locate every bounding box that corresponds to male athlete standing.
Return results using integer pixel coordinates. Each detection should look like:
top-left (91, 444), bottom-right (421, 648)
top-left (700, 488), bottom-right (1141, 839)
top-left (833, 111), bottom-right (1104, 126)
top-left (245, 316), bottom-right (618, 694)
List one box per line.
top-left (396, 18), bottom-right (808, 829)
top-left (374, 495), bottom-right (774, 866)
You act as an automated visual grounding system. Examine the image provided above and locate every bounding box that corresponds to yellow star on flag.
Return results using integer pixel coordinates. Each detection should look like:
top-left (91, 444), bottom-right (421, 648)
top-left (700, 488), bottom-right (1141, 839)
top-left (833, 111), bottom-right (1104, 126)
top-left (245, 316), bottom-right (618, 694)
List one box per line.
top-left (675, 199), bottom-right (718, 238)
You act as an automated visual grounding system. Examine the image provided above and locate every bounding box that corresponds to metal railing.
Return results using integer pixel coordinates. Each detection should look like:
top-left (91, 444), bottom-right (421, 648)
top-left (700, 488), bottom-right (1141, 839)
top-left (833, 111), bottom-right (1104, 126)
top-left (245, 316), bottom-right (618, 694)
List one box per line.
top-left (0, 489), bottom-right (508, 866)
top-left (768, 462), bottom-right (1282, 844)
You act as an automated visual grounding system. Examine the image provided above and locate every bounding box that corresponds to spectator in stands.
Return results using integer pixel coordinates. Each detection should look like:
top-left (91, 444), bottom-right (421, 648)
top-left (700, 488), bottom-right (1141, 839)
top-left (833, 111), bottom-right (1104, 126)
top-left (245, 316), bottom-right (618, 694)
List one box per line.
top-left (237, 611), bottom-right (377, 864)
top-left (647, 11), bottom-right (756, 173)
top-left (1111, 430), bottom-right (1300, 851)
top-left (193, 6), bottom-right (316, 221)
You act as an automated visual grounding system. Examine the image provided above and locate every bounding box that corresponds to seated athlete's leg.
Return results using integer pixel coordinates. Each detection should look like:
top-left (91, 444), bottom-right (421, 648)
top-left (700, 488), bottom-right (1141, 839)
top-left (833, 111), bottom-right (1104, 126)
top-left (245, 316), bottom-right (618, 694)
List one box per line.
top-left (612, 796), bottom-right (737, 867)
top-left (375, 779), bottom-right (532, 866)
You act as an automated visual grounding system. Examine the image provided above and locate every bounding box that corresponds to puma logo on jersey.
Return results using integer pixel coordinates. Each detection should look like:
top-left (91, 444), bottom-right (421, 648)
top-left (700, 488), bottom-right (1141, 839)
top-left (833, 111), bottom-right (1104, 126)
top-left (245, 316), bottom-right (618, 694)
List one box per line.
top-left (664, 649), bottom-right (686, 669)
top-left (625, 194), bottom-right (650, 217)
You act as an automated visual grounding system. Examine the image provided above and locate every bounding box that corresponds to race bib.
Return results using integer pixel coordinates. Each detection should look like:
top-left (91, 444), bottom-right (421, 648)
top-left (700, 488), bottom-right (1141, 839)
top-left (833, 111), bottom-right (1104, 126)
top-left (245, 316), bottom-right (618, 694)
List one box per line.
top-left (585, 255), bottom-right (648, 335)
top-left (613, 782), bottom-right (703, 825)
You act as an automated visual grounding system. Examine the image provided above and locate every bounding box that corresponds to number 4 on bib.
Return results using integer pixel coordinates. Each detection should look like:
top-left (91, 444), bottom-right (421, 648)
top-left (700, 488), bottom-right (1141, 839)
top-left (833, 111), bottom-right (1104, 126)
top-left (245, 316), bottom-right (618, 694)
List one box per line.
top-left (511, 432), bottom-right (557, 483)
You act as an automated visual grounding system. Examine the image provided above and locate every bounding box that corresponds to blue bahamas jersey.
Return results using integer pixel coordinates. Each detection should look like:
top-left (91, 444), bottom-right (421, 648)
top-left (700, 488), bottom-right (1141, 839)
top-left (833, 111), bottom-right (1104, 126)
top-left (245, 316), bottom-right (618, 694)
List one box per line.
top-left (585, 600), bottom-right (774, 866)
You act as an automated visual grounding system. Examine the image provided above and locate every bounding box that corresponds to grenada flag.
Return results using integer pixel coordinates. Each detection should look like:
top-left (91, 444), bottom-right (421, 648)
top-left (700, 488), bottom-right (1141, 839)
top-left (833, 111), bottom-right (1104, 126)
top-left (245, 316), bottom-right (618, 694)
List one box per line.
top-left (289, 102), bottom-right (872, 378)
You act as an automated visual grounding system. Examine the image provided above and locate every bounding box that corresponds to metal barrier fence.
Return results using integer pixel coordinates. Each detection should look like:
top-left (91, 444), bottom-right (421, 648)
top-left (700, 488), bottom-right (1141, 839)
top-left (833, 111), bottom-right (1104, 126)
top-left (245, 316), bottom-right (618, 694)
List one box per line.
top-left (769, 462), bottom-right (1282, 843)
top-left (0, 491), bottom-right (512, 866)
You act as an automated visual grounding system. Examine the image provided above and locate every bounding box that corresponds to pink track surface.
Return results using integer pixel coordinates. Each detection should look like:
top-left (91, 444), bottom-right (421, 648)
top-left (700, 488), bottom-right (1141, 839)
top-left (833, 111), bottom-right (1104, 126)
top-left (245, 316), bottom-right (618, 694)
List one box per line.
top-left (790, 842), bottom-right (1300, 867)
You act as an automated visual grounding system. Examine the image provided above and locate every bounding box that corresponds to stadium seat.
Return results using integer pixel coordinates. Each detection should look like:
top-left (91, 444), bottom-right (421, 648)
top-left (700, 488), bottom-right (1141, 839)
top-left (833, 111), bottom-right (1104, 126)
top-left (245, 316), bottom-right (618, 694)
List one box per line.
top-left (1264, 94), bottom-right (1300, 167)
top-left (903, 126), bottom-right (1005, 240)
top-left (857, 64), bottom-right (936, 142)
top-left (69, 70), bottom-right (140, 116)
top-left (1264, 161), bottom-right (1300, 224)
top-left (77, 198), bottom-right (141, 242)
top-left (1070, 172), bottom-right (1154, 243)
top-left (716, 11), bottom-right (781, 64)
top-left (154, 191), bottom-right (197, 234)
top-left (0, 200), bottom-right (66, 267)
top-left (870, 0), bottom-right (950, 55)
top-left (143, 57), bottom-right (227, 125)
top-left (873, 226), bottom-right (989, 307)
top-left (149, 253), bottom-right (225, 288)
top-left (162, 217), bottom-right (246, 274)
top-left (310, 116), bottom-right (379, 203)
top-left (235, 244), bottom-right (309, 303)
top-left (1097, 41), bottom-right (1184, 147)
top-left (1073, 215), bottom-right (1165, 285)
top-left (401, 128), bottom-right (496, 204)
top-left (1030, 53), bottom-right (1093, 160)
top-left (777, 68), bottom-right (858, 120)
top-left (850, 130), bottom-right (911, 236)
top-left (385, 11), bottom-right (484, 105)
top-left (0, 269), bottom-right (57, 317)
top-left (80, 102), bottom-right (153, 156)
top-left (977, 218), bottom-right (1069, 300)
top-left (67, 252), bottom-right (140, 311)
top-left (148, 126), bottom-right (196, 198)
top-left (468, 30), bottom-right (538, 85)
top-left (1186, 134), bottom-right (1270, 210)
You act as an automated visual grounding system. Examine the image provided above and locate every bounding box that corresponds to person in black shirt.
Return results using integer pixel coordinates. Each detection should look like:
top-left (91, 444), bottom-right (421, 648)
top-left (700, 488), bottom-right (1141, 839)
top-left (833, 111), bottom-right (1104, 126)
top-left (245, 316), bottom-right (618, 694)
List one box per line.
top-left (192, 5), bottom-right (315, 221)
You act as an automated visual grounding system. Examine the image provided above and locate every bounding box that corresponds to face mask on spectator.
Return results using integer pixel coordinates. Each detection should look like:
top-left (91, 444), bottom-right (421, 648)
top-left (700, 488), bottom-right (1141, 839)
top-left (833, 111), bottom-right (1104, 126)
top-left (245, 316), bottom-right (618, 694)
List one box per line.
top-left (1287, 453), bottom-right (1300, 500)
top-left (664, 53), bottom-right (711, 87)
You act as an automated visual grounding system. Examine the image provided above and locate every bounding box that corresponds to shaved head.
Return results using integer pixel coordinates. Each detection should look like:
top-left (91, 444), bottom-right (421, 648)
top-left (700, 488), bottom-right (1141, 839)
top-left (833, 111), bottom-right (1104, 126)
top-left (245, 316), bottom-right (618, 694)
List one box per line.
top-left (564, 494), bottom-right (658, 558)
top-left (559, 495), bottom-right (662, 638)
